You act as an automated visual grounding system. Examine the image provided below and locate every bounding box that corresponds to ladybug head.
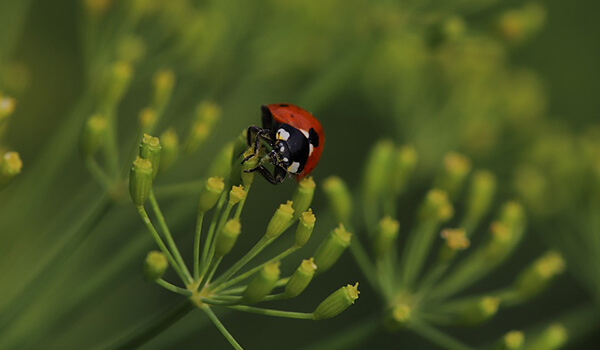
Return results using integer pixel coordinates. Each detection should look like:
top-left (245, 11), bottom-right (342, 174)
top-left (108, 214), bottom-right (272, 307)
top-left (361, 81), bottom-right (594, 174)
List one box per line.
top-left (268, 139), bottom-right (292, 172)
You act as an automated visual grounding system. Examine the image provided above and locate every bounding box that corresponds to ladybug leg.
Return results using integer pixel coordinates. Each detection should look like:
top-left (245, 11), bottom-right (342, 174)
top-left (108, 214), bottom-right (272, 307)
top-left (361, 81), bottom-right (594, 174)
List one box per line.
top-left (243, 128), bottom-right (272, 164)
top-left (245, 165), bottom-right (287, 184)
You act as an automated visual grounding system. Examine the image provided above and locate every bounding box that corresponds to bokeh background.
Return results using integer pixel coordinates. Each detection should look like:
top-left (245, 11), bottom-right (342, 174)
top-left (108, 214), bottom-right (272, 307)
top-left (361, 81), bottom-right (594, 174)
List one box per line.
top-left (0, 0), bottom-right (599, 349)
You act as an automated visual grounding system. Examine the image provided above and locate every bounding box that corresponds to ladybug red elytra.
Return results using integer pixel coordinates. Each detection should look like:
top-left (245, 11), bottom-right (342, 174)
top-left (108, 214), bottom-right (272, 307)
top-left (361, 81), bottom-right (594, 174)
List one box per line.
top-left (242, 103), bottom-right (324, 184)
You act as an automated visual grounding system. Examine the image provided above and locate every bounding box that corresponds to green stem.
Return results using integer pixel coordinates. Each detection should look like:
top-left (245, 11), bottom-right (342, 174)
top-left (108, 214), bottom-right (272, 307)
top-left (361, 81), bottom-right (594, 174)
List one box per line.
top-left (148, 191), bottom-right (193, 284)
top-left (199, 193), bottom-right (227, 275)
top-left (193, 213), bottom-right (205, 280)
top-left (220, 278), bottom-right (290, 295)
top-left (109, 301), bottom-right (195, 350)
top-left (400, 221), bottom-right (439, 290)
top-left (226, 305), bottom-right (314, 320)
top-left (203, 307), bottom-right (243, 350)
top-left (156, 279), bottom-right (193, 297)
top-left (202, 202), bottom-right (235, 280)
top-left (409, 318), bottom-right (473, 350)
top-left (212, 245), bottom-right (299, 293)
top-left (210, 236), bottom-right (272, 287)
top-left (199, 257), bottom-right (223, 291)
top-left (234, 184), bottom-right (251, 219)
top-left (200, 298), bottom-right (242, 307)
top-left (136, 206), bottom-right (188, 283)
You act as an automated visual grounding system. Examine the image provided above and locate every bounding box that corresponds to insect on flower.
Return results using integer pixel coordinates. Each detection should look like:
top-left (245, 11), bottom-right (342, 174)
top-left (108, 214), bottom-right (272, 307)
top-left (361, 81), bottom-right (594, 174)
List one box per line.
top-left (243, 103), bottom-right (324, 184)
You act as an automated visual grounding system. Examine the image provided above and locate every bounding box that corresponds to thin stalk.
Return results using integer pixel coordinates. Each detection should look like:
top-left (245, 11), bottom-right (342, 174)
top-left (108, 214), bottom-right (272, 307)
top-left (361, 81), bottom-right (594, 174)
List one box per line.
top-left (199, 193), bottom-right (227, 273)
top-left (400, 221), bottom-right (439, 289)
top-left (156, 279), bottom-right (193, 297)
top-left (200, 298), bottom-right (242, 307)
top-left (199, 257), bottom-right (223, 292)
top-left (136, 206), bottom-right (188, 283)
top-left (220, 278), bottom-right (290, 295)
top-left (193, 213), bottom-right (205, 280)
top-left (409, 318), bottom-right (473, 350)
top-left (148, 191), bottom-right (193, 284)
top-left (202, 202), bottom-right (235, 279)
top-left (109, 301), bottom-right (195, 350)
top-left (234, 184), bottom-right (251, 219)
top-left (202, 307), bottom-right (243, 350)
top-left (210, 236), bottom-right (272, 287)
top-left (226, 305), bottom-right (314, 320)
top-left (211, 245), bottom-right (299, 293)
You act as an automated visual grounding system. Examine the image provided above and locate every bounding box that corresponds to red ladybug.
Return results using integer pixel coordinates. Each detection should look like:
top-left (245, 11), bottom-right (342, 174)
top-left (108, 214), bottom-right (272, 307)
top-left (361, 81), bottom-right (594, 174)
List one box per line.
top-left (243, 103), bottom-right (324, 184)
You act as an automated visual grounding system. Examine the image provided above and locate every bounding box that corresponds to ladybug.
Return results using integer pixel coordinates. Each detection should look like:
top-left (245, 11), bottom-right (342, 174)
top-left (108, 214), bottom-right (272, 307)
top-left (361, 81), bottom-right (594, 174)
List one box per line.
top-left (242, 103), bottom-right (324, 184)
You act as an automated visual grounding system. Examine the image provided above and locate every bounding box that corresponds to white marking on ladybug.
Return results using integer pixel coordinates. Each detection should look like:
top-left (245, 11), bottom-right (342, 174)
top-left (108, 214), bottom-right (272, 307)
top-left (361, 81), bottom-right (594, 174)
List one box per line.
top-left (299, 128), bottom-right (309, 139)
top-left (288, 162), bottom-right (300, 173)
top-left (283, 157), bottom-right (289, 162)
top-left (309, 144), bottom-right (314, 156)
top-left (277, 129), bottom-right (290, 141)
top-left (280, 146), bottom-right (285, 152)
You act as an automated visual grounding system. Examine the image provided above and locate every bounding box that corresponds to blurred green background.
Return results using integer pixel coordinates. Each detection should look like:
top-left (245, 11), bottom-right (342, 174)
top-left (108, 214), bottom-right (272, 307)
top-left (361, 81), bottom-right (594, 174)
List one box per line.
top-left (0, 0), bottom-right (599, 349)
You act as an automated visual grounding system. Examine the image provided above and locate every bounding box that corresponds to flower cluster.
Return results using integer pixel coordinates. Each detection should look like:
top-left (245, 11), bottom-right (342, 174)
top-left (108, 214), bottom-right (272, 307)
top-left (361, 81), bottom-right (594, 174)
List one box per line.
top-left (322, 140), bottom-right (566, 349)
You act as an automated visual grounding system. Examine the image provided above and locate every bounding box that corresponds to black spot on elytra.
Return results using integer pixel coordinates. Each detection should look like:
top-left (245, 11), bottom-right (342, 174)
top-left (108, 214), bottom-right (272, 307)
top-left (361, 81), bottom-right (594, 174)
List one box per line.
top-left (308, 128), bottom-right (319, 147)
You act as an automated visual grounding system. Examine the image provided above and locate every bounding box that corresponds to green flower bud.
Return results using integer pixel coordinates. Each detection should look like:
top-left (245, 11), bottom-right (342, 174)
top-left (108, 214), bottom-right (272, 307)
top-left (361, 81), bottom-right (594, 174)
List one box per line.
top-left (439, 228), bottom-right (469, 261)
top-left (143, 251), bottom-right (168, 281)
top-left (499, 201), bottom-right (526, 233)
top-left (435, 152), bottom-right (471, 200)
top-left (80, 114), bottom-right (107, 157)
top-left (229, 185), bottom-right (247, 206)
top-left (464, 170), bottom-right (497, 234)
top-left (158, 128), bottom-right (179, 173)
top-left (242, 262), bottom-right (280, 304)
top-left (526, 324), bottom-right (567, 350)
top-left (102, 61), bottom-right (133, 108)
top-left (313, 283), bottom-right (359, 320)
top-left (0, 94), bottom-right (16, 120)
top-left (152, 69), bottom-right (175, 112)
top-left (459, 296), bottom-right (500, 325)
top-left (322, 176), bottom-right (352, 223)
top-left (385, 303), bottom-right (412, 330)
top-left (0, 151), bottom-right (23, 189)
top-left (139, 108), bottom-right (157, 132)
top-left (363, 140), bottom-right (395, 199)
top-left (184, 121), bottom-right (209, 154)
top-left (266, 201), bottom-right (294, 239)
top-left (195, 100), bottom-right (221, 127)
top-left (198, 177), bottom-right (225, 214)
top-left (495, 330), bottom-right (524, 350)
top-left (373, 216), bottom-right (400, 258)
top-left (241, 149), bottom-right (259, 188)
top-left (418, 189), bottom-right (454, 223)
top-left (215, 219), bottom-right (242, 257)
top-left (207, 142), bottom-right (233, 178)
top-left (284, 258), bottom-right (317, 298)
top-left (129, 157), bottom-right (153, 206)
top-left (291, 177), bottom-right (316, 220)
top-left (295, 209), bottom-right (316, 247)
top-left (514, 251), bottom-right (565, 299)
top-left (391, 145), bottom-right (418, 195)
top-left (139, 134), bottom-right (162, 179)
top-left (313, 224), bottom-right (352, 274)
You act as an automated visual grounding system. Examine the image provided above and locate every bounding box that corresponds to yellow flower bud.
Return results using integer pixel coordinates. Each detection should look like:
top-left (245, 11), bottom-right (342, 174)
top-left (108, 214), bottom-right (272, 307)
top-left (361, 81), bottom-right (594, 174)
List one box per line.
top-left (129, 157), bottom-right (153, 206)
top-left (373, 216), bottom-right (400, 258)
top-left (158, 128), bottom-right (179, 173)
top-left (295, 209), bottom-right (316, 247)
top-left (80, 114), bottom-right (107, 157)
top-left (229, 185), bottom-right (247, 206)
top-left (284, 258), bottom-right (317, 298)
top-left (215, 219), bottom-right (242, 257)
top-left (152, 69), bottom-right (175, 112)
top-left (139, 134), bottom-right (161, 179)
top-left (313, 283), bottom-right (359, 320)
top-left (265, 201), bottom-right (294, 239)
top-left (291, 177), bottom-right (316, 220)
top-left (0, 151), bottom-right (23, 189)
top-left (313, 224), bottom-right (352, 274)
top-left (143, 251), bottom-right (168, 281)
top-left (242, 262), bottom-right (280, 304)
top-left (322, 176), bottom-right (352, 223)
top-left (197, 177), bottom-right (225, 214)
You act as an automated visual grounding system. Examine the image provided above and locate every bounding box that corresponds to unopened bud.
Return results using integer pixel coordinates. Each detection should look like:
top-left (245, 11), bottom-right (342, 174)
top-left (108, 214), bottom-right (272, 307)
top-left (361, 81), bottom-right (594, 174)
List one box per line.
top-left (195, 101), bottom-right (221, 127)
top-left (322, 176), bottom-right (352, 223)
top-left (102, 61), bottom-right (132, 107)
top-left (313, 224), bottom-right (352, 274)
top-left (0, 95), bottom-right (16, 119)
top-left (215, 219), bottom-right (242, 257)
top-left (80, 114), bottom-right (107, 157)
top-left (526, 324), bottom-right (567, 350)
top-left (129, 157), bottom-right (153, 206)
top-left (391, 145), bottom-right (418, 195)
top-left (363, 140), bottom-right (395, 199)
top-left (197, 177), bottom-right (225, 214)
top-left (419, 189), bottom-right (454, 223)
top-left (313, 283), bottom-right (359, 320)
top-left (184, 121), bottom-right (209, 154)
top-left (0, 152), bottom-right (22, 189)
top-left (439, 228), bottom-right (469, 261)
top-left (229, 185), bottom-right (246, 206)
top-left (241, 149), bottom-right (259, 187)
top-left (152, 69), bottom-right (175, 112)
top-left (292, 177), bottom-right (316, 220)
top-left (143, 251), bottom-right (168, 281)
top-left (435, 152), bottom-right (471, 200)
top-left (496, 330), bottom-right (524, 350)
top-left (514, 251), bottom-right (565, 298)
top-left (139, 108), bottom-right (157, 132)
top-left (284, 258), bottom-right (317, 298)
top-left (464, 171), bottom-right (497, 234)
top-left (499, 201), bottom-right (526, 233)
top-left (158, 128), bottom-right (179, 173)
top-left (139, 134), bottom-right (161, 178)
top-left (373, 216), bottom-right (400, 257)
top-left (266, 201), bottom-right (294, 239)
top-left (242, 262), bottom-right (280, 304)
top-left (459, 297), bottom-right (500, 325)
top-left (295, 209), bottom-right (316, 247)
